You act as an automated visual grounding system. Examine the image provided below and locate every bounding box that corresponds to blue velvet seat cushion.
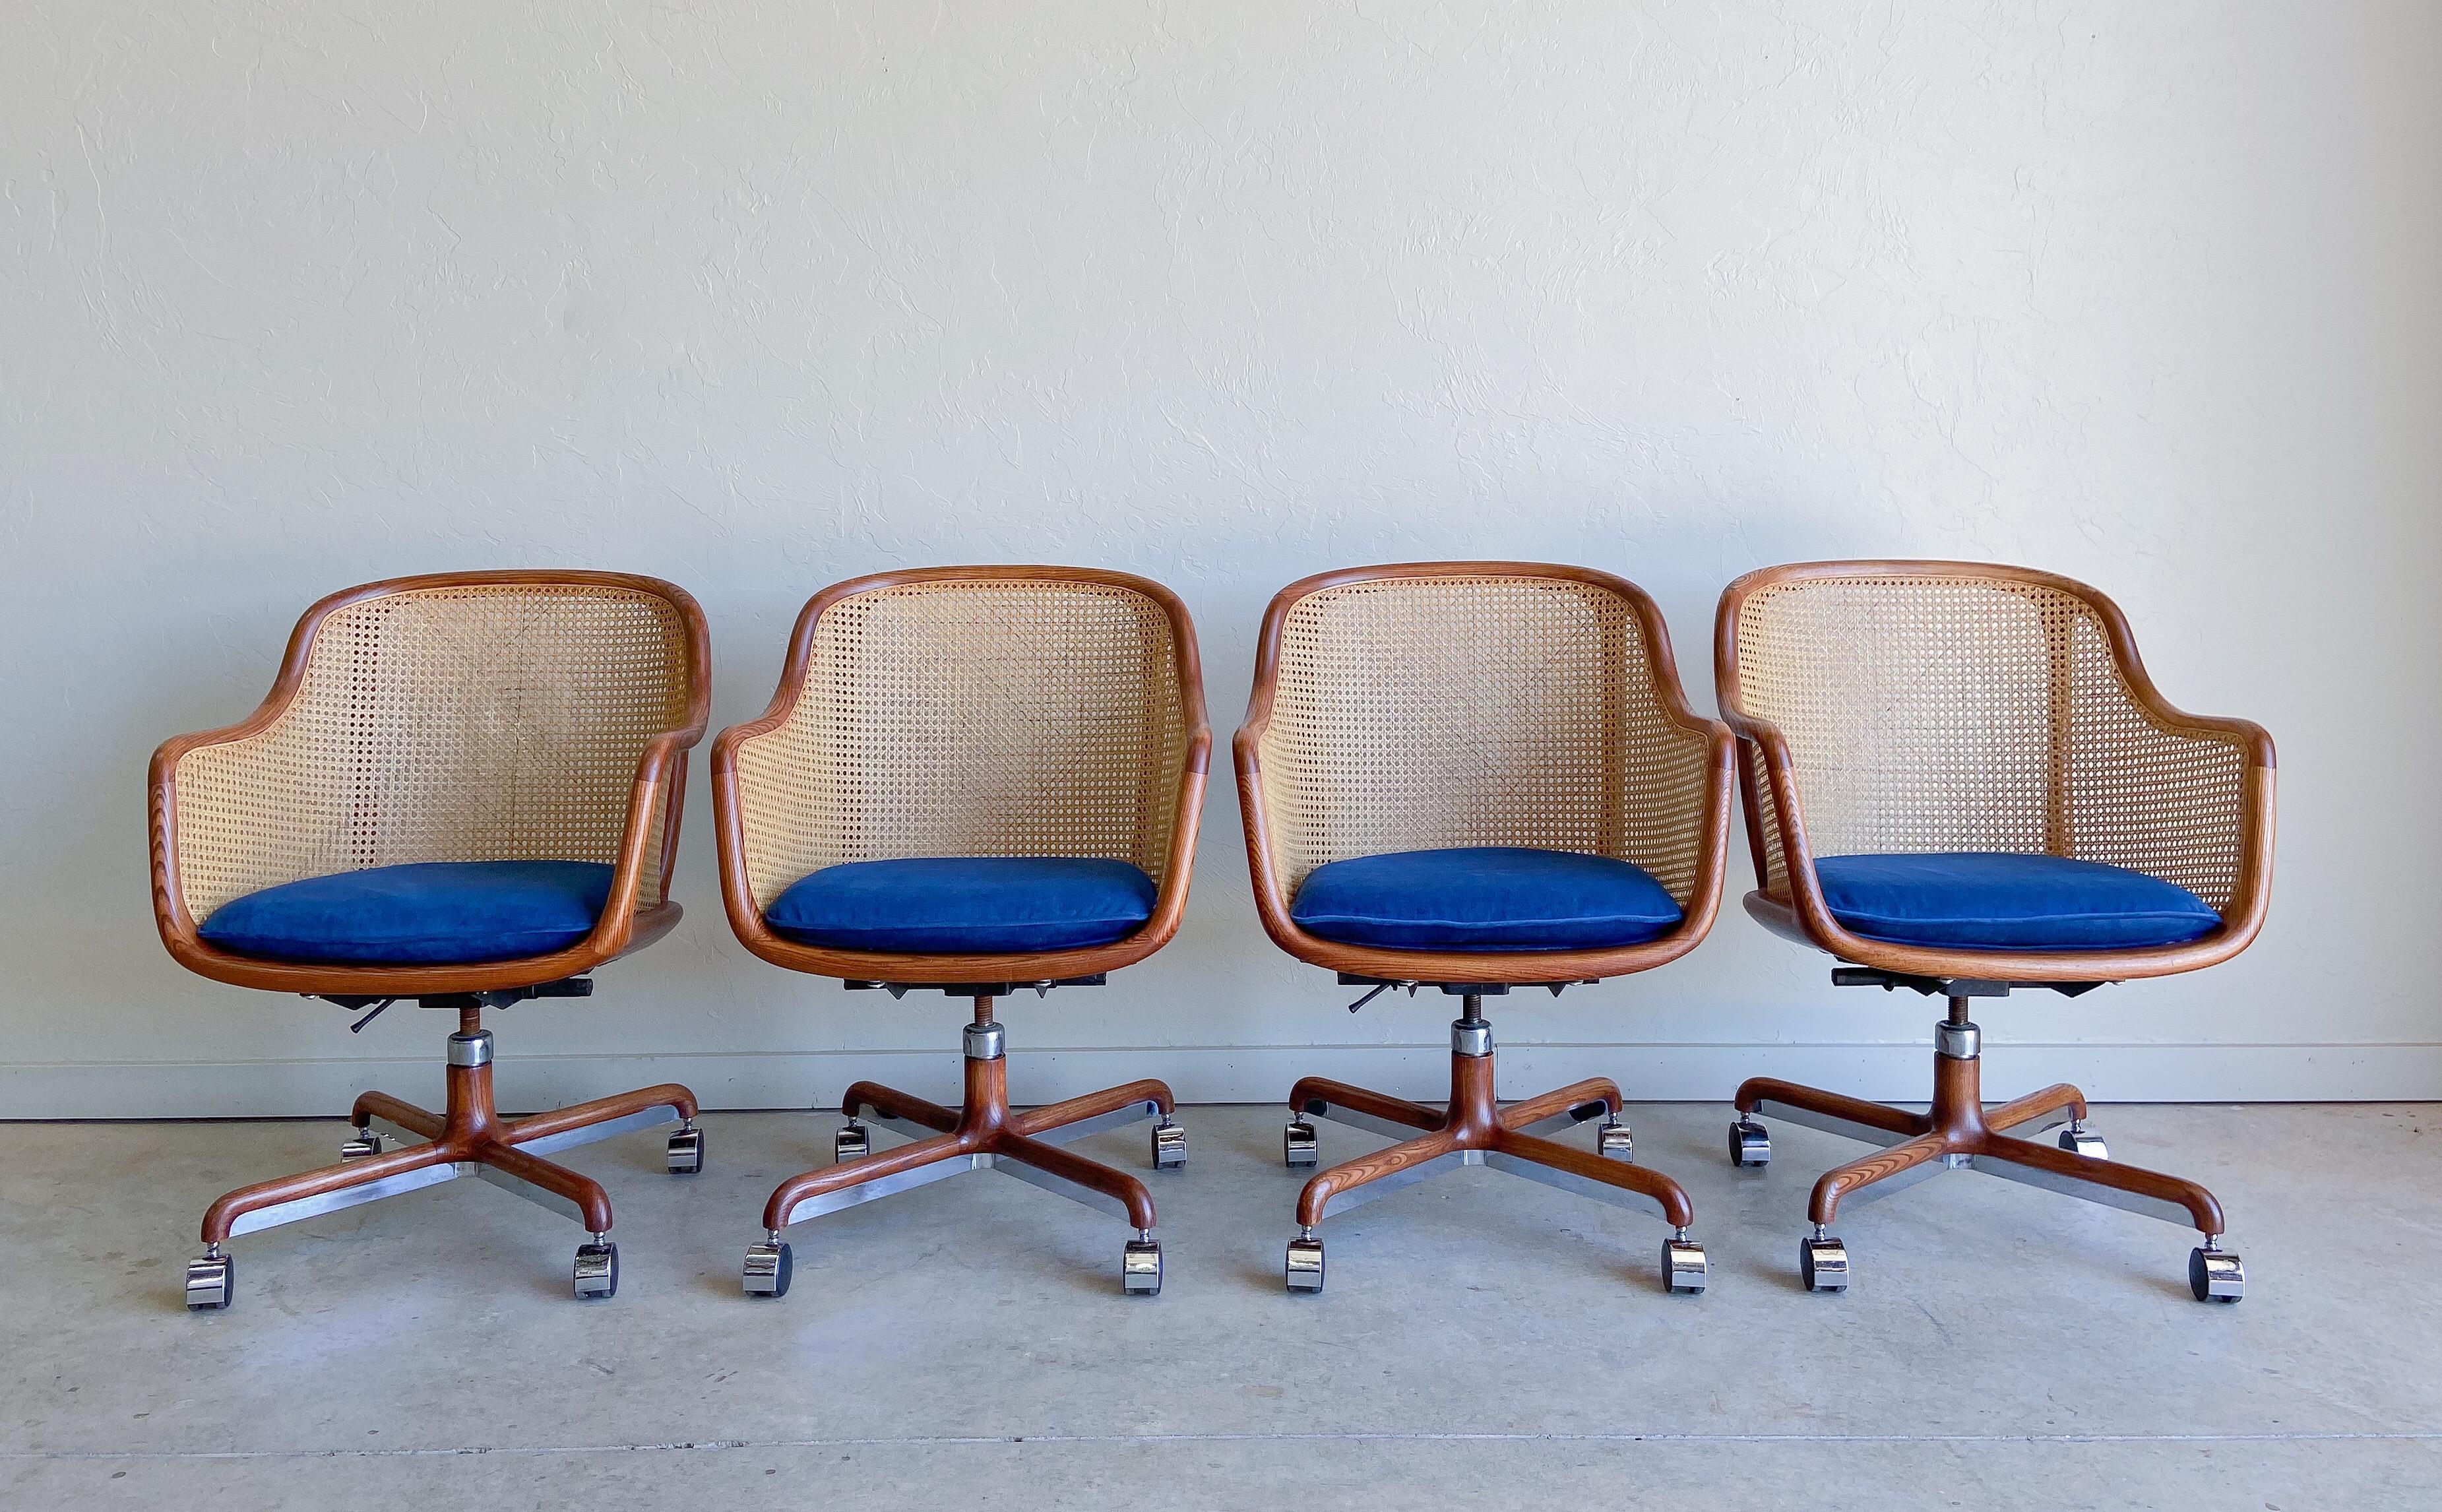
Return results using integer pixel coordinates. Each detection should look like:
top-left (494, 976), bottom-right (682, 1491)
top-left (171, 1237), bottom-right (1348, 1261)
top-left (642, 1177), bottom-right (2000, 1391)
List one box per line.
top-left (199, 860), bottom-right (615, 965)
top-left (765, 857), bottom-right (1157, 954)
top-left (1288, 846), bottom-right (1683, 951)
top-left (1813, 852), bottom-right (2220, 950)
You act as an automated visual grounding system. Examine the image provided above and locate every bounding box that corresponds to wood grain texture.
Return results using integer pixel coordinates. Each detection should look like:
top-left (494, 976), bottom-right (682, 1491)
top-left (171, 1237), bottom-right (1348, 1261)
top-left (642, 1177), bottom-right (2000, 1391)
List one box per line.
top-left (763, 1003), bottom-right (1175, 1234)
top-left (1290, 1044), bottom-right (1694, 1231)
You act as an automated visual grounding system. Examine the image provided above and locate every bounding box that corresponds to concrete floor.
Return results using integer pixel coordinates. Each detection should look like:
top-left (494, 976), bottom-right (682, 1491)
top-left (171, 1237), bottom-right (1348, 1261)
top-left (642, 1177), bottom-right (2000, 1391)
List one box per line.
top-left (3, 1102), bottom-right (2439, 1509)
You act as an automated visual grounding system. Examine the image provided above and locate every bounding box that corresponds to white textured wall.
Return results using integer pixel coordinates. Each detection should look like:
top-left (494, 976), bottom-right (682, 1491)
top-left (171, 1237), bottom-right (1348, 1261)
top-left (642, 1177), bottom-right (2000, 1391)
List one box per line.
top-left (5, 1), bottom-right (2437, 1116)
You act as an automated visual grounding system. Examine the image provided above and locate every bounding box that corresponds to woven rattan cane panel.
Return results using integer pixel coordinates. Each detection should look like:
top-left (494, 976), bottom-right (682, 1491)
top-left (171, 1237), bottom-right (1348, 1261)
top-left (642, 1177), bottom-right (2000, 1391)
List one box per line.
top-left (1735, 575), bottom-right (2247, 911)
top-left (174, 584), bottom-right (694, 920)
top-left (731, 579), bottom-right (1188, 909)
top-left (1256, 575), bottom-right (1710, 904)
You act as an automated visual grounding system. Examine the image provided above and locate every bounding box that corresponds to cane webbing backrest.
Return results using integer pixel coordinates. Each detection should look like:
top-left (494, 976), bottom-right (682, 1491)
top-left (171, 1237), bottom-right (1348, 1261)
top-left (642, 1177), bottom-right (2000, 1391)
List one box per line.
top-left (730, 577), bottom-right (1189, 910)
top-left (1732, 572), bottom-right (2248, 912)
top-left (1254, 573), bottom-right (1710, 904)
top-left (173, 583), bottom-right (695, 921)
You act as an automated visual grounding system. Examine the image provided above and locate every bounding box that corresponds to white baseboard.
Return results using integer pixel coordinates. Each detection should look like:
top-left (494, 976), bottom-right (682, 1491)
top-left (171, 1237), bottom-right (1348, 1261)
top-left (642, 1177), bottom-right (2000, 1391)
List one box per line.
top-left (5, 1040), bottom-right (2438, 1119)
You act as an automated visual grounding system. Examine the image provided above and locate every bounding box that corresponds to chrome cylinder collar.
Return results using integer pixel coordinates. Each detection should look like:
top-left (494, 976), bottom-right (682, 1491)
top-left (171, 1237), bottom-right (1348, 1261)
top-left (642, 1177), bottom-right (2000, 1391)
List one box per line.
top-left (1934, 1019), bottom-right (1982, 1061)
top-left (964, 1021), bottom-right (1007, 1061)
top-left (447, 1029), bottom-right (495, 1068)
top-left (1451, 1018), bottom-right (1494, 1057)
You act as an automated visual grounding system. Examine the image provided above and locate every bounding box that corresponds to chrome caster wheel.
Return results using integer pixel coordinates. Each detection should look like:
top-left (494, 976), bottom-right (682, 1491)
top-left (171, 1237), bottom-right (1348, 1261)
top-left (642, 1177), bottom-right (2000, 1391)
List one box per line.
top-left (1122, 1234), bottom-right (1164, 1296)
top-left (835, 1121), bottom-right (869, 1163)
top-left (184, 1249), bottom-right (234, 1311)
top-left (666, 1123), bottom-right (704, 1175)
top-left (339, 1128), bottom-right (387, 1160)
top-left (1663, 1232), bottom-right (1708, 1294)
top-left (2057, 1121), bottom-right (2109, 1160)
top-left (1598, 1118), bottom-right (1634, 1161)
top-left (1284, 1119), bottom-right (1319, 1168)
top-left (1285, 1231), bottom-right (1325, 1293)
top-left (1730, 1117), bottom-right (1771, 1167)
top-left (743, 1239), bottom-right (793, 1298)
top-left (573, 1238), bottom-right (619, 1301)
top-left (1151, 1118), bottom-right (1187, 1172)
top-left (1800, 1230), bottom-right (1848, 1293)
top-left (2189, 1244), bottom-right (2245, 1304)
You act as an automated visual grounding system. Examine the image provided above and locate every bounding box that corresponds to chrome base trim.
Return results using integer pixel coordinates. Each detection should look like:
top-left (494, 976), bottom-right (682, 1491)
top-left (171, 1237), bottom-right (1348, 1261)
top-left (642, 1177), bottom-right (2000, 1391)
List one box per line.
top-left (861, 1112), bottom-right (941, 1146)
top-left (1974, 1152), bottom-right (2197, 1228)
top-left (1511, 1101), bottom-right (1611, 1140)
top-left (1031, 1099), bottom-right (1164, 1149)
top-left (1832, 1151), bottom-right (1962, 1211)
top-left (226, 1161), bottom-right (460, 1237)
top-left (782, 1151), bottom-right (985, 1226)
top-left (1745, 1098), bottom-right (1915, 1150)
top-left (472, 1162), bottom-right (587, 1225)
top-left (510, 1104), bottom-right (681, 1159)
top-left (1303, 1100), bottom-right (1433, 1147)
top-left (1482, 1149), bottom-right (1670, 1222)
top-left (993, 1152), bottom-right (1133, 1222)
top-left (1316, 1150), bottom-right (1469, 1221)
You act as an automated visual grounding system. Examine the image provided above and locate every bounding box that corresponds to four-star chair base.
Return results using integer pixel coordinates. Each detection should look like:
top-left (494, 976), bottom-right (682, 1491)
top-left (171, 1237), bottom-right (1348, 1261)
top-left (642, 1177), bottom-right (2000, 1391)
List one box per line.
top-left (1728, 972), bottom-right (2245, 1302)
top-left (184, 992), bottom-right (703, 1311)
top-left (743, 995), bottom-right (1183, 1299)
top-left (1279, 993), bottom-right (1708, 1296)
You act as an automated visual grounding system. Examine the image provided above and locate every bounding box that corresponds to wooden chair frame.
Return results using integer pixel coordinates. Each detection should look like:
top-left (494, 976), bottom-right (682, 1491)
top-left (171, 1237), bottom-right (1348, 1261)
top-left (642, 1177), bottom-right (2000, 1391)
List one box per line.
top-left (710, 566), bottom-right (1210, 1298)
top-left (1237, 562), bottom-right (1737, 1294)
top-left (1714, 559), bottom-right (2276, 1301)
top-left (150, 570), bottom-right (713, 1308)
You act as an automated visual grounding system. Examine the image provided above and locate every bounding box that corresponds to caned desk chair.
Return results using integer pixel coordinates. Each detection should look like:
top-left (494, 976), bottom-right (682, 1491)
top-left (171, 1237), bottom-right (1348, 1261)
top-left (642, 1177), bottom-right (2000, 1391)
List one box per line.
top-left (1238, 563), bottom-right (1736, 1294)
top-left (1716, 561), bottom-right (2274, 1301)
top-left (151, 571), bottom-right (712, 1309)
top-left (715, 567), bottom-right (1208, 1298)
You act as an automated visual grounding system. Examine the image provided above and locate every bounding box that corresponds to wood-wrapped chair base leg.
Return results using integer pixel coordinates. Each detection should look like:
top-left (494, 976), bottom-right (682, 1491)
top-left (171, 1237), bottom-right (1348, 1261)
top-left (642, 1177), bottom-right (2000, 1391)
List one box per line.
top-left (184, 998), bottom-right (701, 1311)
top-left (743, 997), bottom-right (1181, 1300)
top-left (1730, 976), bottom-right (2244, 1303)
top-left (1280, 993), bottom-right (1707, 1296)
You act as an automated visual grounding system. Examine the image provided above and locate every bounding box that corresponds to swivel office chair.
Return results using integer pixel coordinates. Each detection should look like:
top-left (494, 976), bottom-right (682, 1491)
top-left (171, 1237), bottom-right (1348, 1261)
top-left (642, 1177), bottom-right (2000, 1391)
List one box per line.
top-left (716, 567), bottom-right (1208, 1298)
top-left (1237, 563), bottom-right (1736, 1294)
top-left (151, 570), bottom-right (712, 1308)
top-left (1715, 560), bottom-right (2274, 1301)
